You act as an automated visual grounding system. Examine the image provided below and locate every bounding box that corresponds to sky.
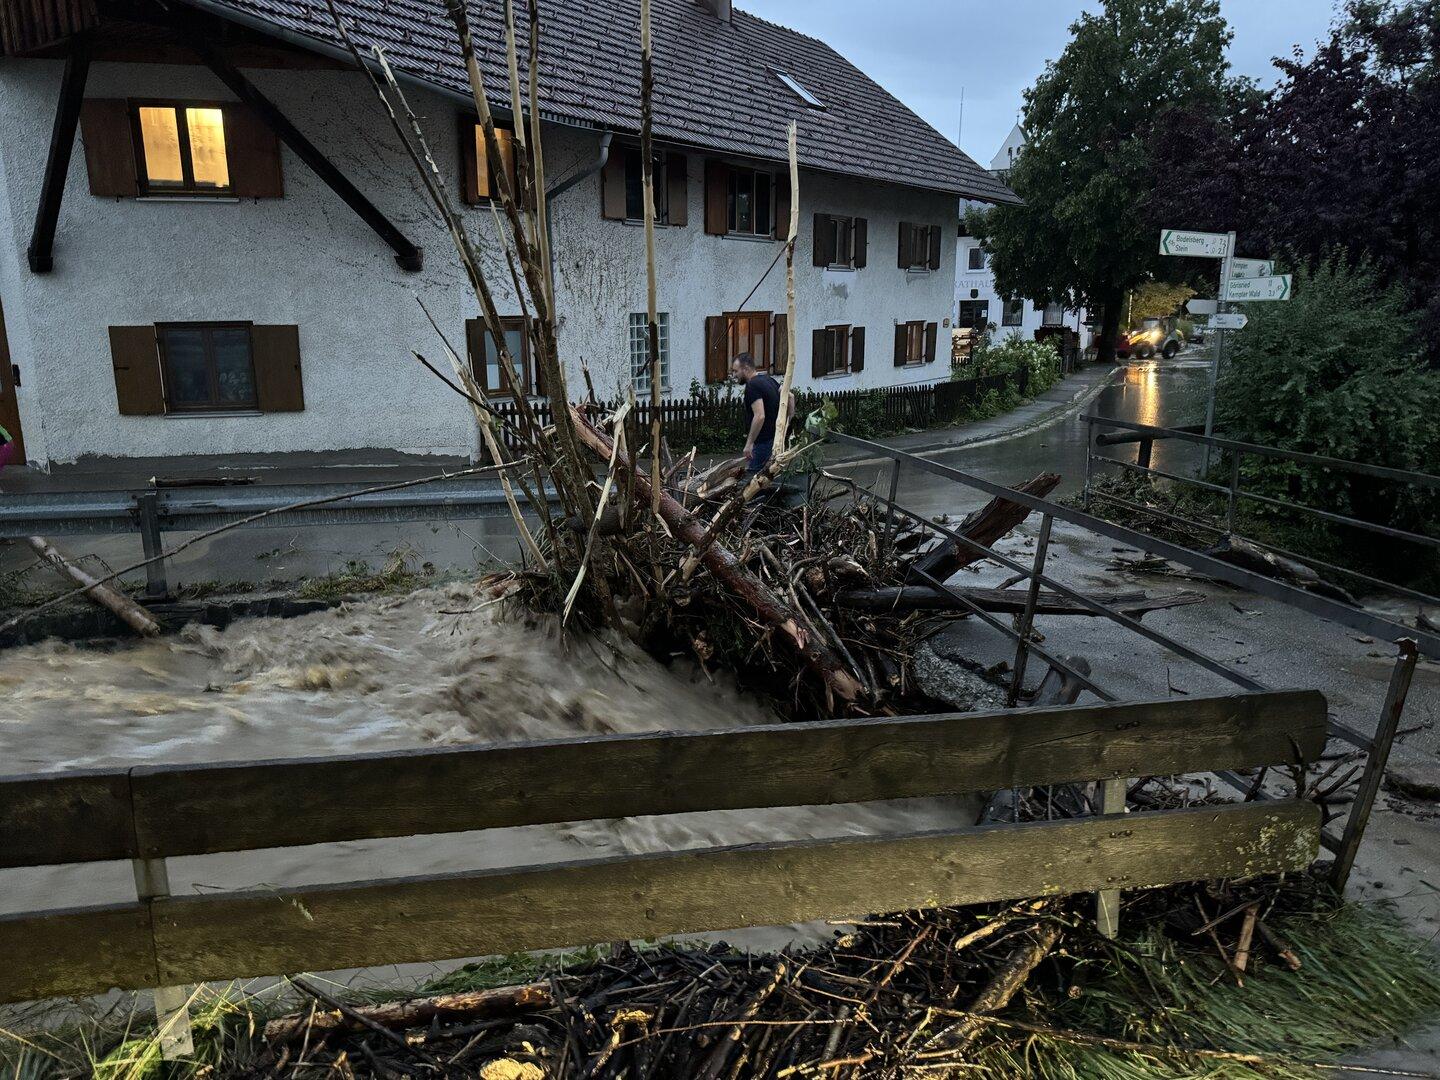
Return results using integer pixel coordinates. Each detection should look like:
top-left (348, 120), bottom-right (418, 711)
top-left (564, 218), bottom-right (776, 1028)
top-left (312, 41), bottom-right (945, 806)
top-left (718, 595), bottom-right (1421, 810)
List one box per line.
top-left (741, 0), bottom-right (1344, 168)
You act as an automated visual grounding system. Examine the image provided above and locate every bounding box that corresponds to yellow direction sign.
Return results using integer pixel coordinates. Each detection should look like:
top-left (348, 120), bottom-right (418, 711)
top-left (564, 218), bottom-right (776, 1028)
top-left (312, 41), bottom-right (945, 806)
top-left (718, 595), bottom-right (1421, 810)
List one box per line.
top-left (1159, 229), bottom-right (1230, 258)
top-left (1224, 274), bottom-right (1292, 302)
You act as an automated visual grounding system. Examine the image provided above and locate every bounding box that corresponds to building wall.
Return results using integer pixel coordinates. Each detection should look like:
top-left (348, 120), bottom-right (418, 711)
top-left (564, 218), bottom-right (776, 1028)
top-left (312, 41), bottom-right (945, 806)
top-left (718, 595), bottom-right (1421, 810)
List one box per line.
top-left (0, 58), bottom-right (959, 466)
top-left (954, 235), bottom-right (1089, 344)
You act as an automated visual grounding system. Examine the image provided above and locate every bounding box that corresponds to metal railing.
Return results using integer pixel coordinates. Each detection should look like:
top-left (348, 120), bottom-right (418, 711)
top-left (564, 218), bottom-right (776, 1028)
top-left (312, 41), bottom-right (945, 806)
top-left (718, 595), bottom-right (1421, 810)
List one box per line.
top-left (1082, 414), bottom-right (1440, 609)
top-left (824, 429), bottom-right (1428, 890)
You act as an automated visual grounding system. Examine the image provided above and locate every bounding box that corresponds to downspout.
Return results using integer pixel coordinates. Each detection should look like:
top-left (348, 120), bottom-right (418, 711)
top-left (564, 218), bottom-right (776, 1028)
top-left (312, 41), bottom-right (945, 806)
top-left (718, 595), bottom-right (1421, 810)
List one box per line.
top-left (542, 131), bottom-right (611, 289)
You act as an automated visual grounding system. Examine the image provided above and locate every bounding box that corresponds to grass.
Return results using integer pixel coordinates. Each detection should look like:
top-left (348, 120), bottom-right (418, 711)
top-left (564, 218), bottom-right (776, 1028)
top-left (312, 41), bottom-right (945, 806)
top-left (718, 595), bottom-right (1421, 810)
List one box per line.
top-left (5, 902), bottom-right (1440, 1079)
top-left (294, 549), bottom-right (434, 603)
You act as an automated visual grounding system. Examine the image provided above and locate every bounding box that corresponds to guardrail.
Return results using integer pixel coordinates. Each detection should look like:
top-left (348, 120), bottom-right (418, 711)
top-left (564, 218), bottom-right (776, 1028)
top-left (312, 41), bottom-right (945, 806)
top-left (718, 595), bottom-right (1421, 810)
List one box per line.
top-left (1, 691), bottom-right (1324, 1050)
top-left (1083, 414), bottom-right (1440, 609)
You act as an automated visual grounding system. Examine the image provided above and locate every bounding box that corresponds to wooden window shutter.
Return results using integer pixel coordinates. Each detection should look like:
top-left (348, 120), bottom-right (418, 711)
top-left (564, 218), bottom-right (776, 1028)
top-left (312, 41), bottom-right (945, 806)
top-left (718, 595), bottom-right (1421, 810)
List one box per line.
top-left (927, 225), bottom-right (942, 271)
top-left (893, 324), bottom-right (908, 367)
top-left (850, 327), bottom-right (865, 372)
top-left (772, 313), bottom-right (788, 374)
top-left (811, 328), bottom-right (828, 378)
top-left (704, 160), bottom-right (728, 235)
top-left (225, 104), bottom-right (284, 198)
top-left (924, 322), bottom-right (939, 363)
top-left (774, 173), bottom-right (791, 239)
top-left (80, 100), bottom-right (139, 197)
top-left (812, 213), bottom-right (831, 267)
top-left (601, 149), bottom-right (627, 220)
top-left (853, 217), bottom-right (868, 268)
top-left (251, 325), bottom-right (305, 412)
top-left (529, 321), bottom-right (545, 397)
top-left (459, 114), bottom-right (480, 205)
top-left (704, 315), bottom-right (728, 382)
top-left (108, 325), bottom-right (163, 414)
top-left (897, 222), bottom-right (911, 268)
top-left (464, 317), bottom-right (488, 389)
top-left (666, 152), bottom-right (688, 226)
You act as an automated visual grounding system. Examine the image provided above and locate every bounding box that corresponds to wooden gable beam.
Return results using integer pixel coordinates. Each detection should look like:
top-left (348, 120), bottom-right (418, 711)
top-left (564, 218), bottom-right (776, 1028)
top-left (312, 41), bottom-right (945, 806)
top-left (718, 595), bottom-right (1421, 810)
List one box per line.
top-left (27, 34), bottom-right (91, 273)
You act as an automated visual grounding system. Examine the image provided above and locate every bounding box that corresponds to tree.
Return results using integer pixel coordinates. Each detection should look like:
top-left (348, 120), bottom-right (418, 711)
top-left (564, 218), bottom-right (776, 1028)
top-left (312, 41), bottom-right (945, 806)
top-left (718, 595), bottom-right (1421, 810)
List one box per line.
top-left (1127, 281), bottom-right (1195, 326)
top-left (968, 0), bottom-right (1231, 362)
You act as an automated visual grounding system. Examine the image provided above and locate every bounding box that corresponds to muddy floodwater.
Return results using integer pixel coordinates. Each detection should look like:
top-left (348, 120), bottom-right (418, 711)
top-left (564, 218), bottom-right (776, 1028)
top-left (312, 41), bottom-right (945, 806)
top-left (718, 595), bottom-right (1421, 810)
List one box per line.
top-left (1, 584), bottom-right (977, 971)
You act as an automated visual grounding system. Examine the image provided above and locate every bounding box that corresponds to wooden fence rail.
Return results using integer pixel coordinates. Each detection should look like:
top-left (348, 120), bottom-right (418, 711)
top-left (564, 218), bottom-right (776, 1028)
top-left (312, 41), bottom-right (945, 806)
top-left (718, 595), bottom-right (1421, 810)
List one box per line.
top-left (0, 690), bottom-right (1325, 1007)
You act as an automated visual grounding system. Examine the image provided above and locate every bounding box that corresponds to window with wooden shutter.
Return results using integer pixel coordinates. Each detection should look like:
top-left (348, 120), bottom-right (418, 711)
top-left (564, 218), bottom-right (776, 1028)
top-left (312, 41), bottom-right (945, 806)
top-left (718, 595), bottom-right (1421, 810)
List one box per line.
top-left (224, 104), bottom-right (283, 199)
top-left (771, 313), bottom-right (789, 374)
top-left (156, 322), bottom-right (258, 411)
top-left (605, 148), bottom-right (687, 225)
top-left (108, 325), bottom-right (163, 414)
top-left (850, 326), bottom-right (865, 372)
top-left (924, 321), bottom-right (939, 363)
top-left (460, 118), bottom-right (518, 207)
top-left (894, 321), bottom-right (927, 366)
top-left (898, 223), bottom-right (939, 271)
top-left (704, 160), bottom-right (729, 235)
top-left (467, 317), bottom-right (534, 396)
top-left (813, 326), bottom-right (852, 377)
top-left (704, 315), bottom-right (729, 382)
top-left (814, 214), bottom-right (859, 268)
top-left (927, 226), bottom-right (942, 271)
top-left (81, 100), bottom-right (140, 197)
top-left (251, 325), bottom-right (305, 411)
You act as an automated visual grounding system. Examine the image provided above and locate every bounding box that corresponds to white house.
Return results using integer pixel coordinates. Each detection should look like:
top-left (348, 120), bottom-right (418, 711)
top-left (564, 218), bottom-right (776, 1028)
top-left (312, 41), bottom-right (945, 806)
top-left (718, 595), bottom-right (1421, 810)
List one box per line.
top-left (0, 0), bottom-right (1015, 468)
top-left (955, 124), bottom-right (1087, 345)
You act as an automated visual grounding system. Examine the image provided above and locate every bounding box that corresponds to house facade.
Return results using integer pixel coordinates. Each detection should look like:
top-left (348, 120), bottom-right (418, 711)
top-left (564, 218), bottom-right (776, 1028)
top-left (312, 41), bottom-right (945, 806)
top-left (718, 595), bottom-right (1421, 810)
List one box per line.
top-left (0, 0), bottom-right (1014, 467)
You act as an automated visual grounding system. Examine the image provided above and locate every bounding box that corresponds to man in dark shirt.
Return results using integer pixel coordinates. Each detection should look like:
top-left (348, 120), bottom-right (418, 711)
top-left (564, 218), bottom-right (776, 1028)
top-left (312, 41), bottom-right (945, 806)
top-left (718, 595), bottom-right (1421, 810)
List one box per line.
top-left (730, 353), bottom-right (786, 474)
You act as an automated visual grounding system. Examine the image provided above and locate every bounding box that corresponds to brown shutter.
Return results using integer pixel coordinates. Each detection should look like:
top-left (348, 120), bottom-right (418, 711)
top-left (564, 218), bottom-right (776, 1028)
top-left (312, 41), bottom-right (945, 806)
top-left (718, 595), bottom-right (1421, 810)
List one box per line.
top-left (601, 147), bottom-right (626, 220)
top-left (80, 100), bottom-right (139, 198)
top-left (771, 313), bottom-right (788, 374)
top-left (704, 160), bottom-right (728, 235)
top-left (924, 322), bottom-right (939, 364)
top-left (251, 325), bottom-right (305, 412)
top-left (811, 328), bottom-right (827, 378)
top-left (666, 152), bottom-right (688, 226)
top-left (812, 213), bottom-right (831, 266)
top-left (459, 116), bottom-right (480, 205)
top-left (850, 326), bottom-right (865, 372)
top-left (927, 225), bottom-right (942, 271)
top-left (894, 323), bottom-right (908, 367)
top-left (853, 216), bottom-right (868, 268)
top-left (225, 104), bottom-right (283, 198)
top-left (774, 172), bottom-right (791, 239)
top-left (897, 222), bottom-right (911, 268)
top-left (528, 320), bottom-right (545, 398)
top-left (109, 325), bottom-right (163, 414)
top-left (704, 315), bottom-right (728, 382)
top-left (464, 317), bottom-right (489, 390)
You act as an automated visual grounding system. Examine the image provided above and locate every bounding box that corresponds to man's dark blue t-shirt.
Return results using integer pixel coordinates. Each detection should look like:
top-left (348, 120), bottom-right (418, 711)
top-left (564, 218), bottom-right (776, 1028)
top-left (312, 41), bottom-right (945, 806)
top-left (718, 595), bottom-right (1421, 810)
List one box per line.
top-left (743, 372), bottom-right (781, 443)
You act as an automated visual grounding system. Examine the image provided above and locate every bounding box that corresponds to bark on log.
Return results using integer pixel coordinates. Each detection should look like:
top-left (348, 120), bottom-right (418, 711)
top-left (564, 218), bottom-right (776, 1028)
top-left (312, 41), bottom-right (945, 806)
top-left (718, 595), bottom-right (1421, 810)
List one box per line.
top-left (570, 406), bottom-right (863, 705)
top-left (907, 472), bottom-right (1062, 583)
top-left (1208, 536), bottom-right (1357, 604)
top-left (834, 585), bottom-right (1203, 617)
top-left (264, 982), bottom-right (552, 1042)
top-left (27, 536), bottom-right (160, 637)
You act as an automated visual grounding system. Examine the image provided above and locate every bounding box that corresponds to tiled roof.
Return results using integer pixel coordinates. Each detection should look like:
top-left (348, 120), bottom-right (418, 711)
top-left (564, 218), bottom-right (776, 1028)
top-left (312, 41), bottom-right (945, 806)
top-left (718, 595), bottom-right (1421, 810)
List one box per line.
top-left (181, 0), bottom-right (1019, 203)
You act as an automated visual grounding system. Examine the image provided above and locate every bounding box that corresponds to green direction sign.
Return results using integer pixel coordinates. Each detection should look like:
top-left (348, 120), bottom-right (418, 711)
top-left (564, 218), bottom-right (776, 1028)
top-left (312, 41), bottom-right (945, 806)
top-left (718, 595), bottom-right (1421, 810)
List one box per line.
top-left (1229, 258), bottom-right (1275, 278)
top-left (1224, 274), bottom-right (1293, 302)
top-left (1160, 229), bottom-right (1230, 258)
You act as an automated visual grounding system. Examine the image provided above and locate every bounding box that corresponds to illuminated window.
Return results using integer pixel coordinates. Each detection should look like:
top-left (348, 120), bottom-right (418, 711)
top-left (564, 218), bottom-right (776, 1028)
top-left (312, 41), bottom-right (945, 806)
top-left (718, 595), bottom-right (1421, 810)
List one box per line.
top-left (134, 103), bottom-right (231, 195)
top-left (472, 124), bottom-right (517, 201)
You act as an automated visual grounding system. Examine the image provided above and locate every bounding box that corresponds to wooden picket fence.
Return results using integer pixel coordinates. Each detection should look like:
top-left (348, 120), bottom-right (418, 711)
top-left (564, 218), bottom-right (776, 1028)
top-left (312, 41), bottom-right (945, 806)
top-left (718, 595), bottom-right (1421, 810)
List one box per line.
top-left (1, 690), bottom-right (1324, 1016)
top-left (489, 369), bottom-right (1029, 454)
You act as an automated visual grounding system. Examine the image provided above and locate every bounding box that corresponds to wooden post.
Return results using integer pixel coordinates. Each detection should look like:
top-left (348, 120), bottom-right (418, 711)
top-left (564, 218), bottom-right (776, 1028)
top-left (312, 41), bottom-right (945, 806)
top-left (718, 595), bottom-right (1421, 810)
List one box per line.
top-left (1331, 639), bottom-right (1419, 890)
top-left (882, 458), bottom-right (903, 556)
top-left (1007, 513), bottom-right (1053, 707)
top-left (136, 491), bottom-right (169, 598)
top-left (132, 857), bottom-right (195, 1059)
top-left (28, 36), bottom-right (90, 273)
top-left (1137, 437), bottom-right (1153, 470)
top-left (1096, 777), bottom-right (1126, 937)
top-left (1081, 417), bottom-right (1093, 511)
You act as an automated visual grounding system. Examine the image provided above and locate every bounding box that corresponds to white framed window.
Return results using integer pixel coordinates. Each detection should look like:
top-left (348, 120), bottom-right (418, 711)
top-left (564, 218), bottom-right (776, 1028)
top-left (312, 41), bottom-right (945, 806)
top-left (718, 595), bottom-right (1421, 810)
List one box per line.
top-left (1002, 299), bottom-right (1025, 327)
top-left (967, 246), bottom-right (986, 271)
top-left (629, 312), bottom-right (671, 394)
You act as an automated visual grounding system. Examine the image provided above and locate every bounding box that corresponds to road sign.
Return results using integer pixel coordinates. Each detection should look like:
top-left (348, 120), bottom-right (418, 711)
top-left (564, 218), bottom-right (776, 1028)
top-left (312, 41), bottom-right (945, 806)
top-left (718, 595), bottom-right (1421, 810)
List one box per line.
top-left (1224, 274), bottom-right (1293, 302)
top-left (1186, 298), bottom-right (1219, 316)
top-left (1229, 258), bottom-right (1274, 279)
top-left (1160, 229), bottom-right (1231, 258)
top-left (1208, 312), bottom-right (1249, 331)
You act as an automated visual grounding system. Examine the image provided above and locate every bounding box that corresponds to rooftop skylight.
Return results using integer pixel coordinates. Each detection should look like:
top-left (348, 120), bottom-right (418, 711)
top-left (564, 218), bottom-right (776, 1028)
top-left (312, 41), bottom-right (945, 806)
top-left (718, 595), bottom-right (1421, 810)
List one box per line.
top-left (776, 71), bottom-right (825, 110)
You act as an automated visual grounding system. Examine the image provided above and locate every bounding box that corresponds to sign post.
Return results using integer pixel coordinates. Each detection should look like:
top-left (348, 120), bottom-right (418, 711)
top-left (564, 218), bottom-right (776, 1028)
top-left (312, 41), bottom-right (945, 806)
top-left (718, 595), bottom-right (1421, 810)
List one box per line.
top-left (1201, 231), bottom-right (1238, 470)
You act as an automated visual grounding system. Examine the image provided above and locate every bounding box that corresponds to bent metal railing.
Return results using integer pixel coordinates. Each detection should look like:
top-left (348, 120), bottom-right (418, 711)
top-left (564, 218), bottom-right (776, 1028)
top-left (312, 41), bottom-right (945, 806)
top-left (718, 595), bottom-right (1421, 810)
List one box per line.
top-left (1083, 413), bottom-right (1440, 610)
top-left (2, 692), bottom-right (1323, 1053)
top-left (821, 430), bottom-right (1425, 893)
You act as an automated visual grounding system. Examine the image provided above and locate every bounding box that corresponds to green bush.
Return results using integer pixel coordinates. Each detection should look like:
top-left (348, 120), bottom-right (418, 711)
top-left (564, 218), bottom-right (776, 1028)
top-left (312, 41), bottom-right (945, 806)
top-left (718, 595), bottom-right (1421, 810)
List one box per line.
top-left (1215, 252), bottom-right (1440, 583)
top-left (967, 333), bottom-right (1063, 396)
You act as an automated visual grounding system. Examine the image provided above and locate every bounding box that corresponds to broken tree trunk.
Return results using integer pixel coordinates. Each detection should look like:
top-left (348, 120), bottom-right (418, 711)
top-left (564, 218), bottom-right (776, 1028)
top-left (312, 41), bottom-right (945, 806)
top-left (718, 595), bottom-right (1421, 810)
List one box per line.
top-left (834, 584), bottom-right (1204, 618)
top-left (570, 405), bottom-right (864, 705)
top-left (27, 536), bottom-right (160, 637)
top-left (1208, 536), bottom-right (1357, 604)
top-left (907, 472), bottom-right (1061, 583)
top-left (265, 982), bottom-right (552, 1042)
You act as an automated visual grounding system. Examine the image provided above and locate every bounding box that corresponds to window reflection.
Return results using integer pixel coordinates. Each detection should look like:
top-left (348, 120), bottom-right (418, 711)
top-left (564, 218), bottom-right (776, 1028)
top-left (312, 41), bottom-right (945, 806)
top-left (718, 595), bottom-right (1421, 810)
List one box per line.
top-left (136, 104), bottom-right (230, 194)
top-left (138, 107), bottom-right (184, 187)
top-left (186, 107), bottom-right (230, 189)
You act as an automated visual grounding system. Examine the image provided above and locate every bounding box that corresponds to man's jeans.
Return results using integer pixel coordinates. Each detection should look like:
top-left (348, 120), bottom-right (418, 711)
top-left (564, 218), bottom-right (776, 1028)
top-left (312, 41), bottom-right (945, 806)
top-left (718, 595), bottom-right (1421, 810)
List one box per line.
top-left (747, 438), bottom-right (773, 474)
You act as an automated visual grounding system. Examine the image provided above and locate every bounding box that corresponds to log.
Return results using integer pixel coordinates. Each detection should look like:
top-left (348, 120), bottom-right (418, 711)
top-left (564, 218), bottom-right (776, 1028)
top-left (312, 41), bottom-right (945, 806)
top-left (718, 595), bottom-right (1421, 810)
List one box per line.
top-left (27, 535), bottom-right (160, 636)
top-left (1207, 536), bottom-right (1357, 604)
top-left (907, 472), bottom-right (1062, 583)
top-left (264, 982), bottom-right (553, 1042)
top-left (570, 406), bottom-right (863, 704)
top-left (834, 585), bottom-right (1204, 618)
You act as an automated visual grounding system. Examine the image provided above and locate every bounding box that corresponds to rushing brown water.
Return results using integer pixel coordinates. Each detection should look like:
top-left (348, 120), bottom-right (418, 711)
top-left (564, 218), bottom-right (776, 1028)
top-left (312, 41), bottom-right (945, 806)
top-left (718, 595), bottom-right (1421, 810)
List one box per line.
top-left (1, 584), bottom-right (977, 971)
